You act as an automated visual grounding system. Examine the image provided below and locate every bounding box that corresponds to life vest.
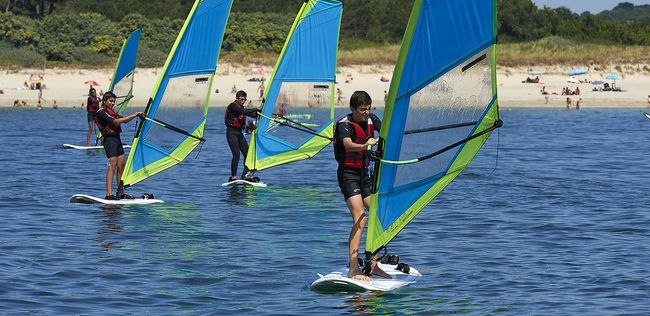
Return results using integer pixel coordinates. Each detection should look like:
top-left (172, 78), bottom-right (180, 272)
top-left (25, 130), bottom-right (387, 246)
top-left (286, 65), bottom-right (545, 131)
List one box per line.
top-left (95, 107), bottom-right (121, 137)
top-left (224, 102), bottom-right (246, 129)
top-left (333, 114), bottom-right (374, 169)
top-left (87, 96), bottom-right (100, 114)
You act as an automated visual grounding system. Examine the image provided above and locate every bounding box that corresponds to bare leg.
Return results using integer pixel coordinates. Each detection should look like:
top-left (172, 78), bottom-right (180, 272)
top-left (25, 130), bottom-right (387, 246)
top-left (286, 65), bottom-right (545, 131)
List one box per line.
top-left (362, 195), bottom-right (391, 279)
top-left (106, 157), bottom-right (118, 196)
top-left (115, 154), bottom-right (125, 195)
top-left (86, 120), bottom-right (93, 146)
top-left (346, 194), bottom-right (371, 282)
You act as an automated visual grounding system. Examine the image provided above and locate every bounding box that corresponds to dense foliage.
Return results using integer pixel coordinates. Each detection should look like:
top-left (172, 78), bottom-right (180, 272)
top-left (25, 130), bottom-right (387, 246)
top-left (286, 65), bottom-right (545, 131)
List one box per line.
top-left (1, 0), bottom-right (649, 67)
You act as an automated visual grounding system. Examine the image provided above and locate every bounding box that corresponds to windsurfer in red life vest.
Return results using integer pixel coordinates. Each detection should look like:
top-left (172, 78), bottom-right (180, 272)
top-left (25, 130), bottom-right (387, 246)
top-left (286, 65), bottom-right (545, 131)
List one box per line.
top-left (95, 92), bottom-right (143, 200)
top-left (224, 90), bottom-right (261, 182)
top-left (86, 87), bottom-right (100, 146)
top-left (333, 90), bottom-right (391, 282)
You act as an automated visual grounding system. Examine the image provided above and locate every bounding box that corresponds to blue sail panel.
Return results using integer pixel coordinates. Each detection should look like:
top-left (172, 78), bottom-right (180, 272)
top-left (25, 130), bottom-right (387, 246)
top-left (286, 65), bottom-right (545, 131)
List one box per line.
top-left (366, 0), bottom-right (500, 254)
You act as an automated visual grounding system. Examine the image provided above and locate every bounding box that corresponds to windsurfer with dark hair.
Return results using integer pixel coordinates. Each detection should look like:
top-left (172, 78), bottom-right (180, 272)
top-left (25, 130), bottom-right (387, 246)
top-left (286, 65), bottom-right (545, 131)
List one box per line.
top-left (95, 91), bottom-right (143, 200)
top-left (333, 90), bottom-right (390, 282)
top-left (86, 87), bottom-right (100, 146)
top-left (224, 90), bottom-right (260, 182)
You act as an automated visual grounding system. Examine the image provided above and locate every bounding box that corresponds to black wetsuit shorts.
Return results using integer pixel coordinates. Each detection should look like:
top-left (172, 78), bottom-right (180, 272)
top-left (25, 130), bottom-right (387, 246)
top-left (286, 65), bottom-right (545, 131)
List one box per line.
top-left (103, 136), bottom-right (124, 158)
top-left (87, 112), bottom-right (96, 122)
top-left (337, 167), bottom-right (372, 201)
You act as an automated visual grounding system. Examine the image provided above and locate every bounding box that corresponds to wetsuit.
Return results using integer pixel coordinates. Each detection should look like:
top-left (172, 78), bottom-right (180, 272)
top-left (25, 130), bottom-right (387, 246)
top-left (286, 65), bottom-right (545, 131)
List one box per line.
top-left (95, 107), bottom-right (124, 159)
top-left (334, 113), bottom-right (381, 200)
top-left (225, 101), bottom-right (259, 178)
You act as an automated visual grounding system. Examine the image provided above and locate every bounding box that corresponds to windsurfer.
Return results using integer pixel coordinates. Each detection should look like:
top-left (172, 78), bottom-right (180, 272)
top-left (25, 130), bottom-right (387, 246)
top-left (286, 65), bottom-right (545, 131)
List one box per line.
top-left (95, 92), bottom-right (143, 200)
top-left (86, 87), bottom-right (100, 146)
top-left (333, 90), bottom-right (391, 281)
top-left (225, 90), bottom-right (260, 182)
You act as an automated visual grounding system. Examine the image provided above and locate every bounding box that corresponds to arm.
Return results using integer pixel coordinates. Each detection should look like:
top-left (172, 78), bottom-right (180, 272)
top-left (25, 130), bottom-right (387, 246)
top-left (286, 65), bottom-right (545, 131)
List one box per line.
top-left (337, 122), bottom-right (377, 152)
top-left (228, 103), bottom-right (260, 118)
top-left (112, 111), bottom-right (143, 127)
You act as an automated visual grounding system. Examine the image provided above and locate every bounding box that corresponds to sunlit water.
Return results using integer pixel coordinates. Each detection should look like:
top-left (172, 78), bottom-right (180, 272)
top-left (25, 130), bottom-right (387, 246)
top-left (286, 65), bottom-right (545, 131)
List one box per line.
top-left (1, 107), bottom-right (649, 315)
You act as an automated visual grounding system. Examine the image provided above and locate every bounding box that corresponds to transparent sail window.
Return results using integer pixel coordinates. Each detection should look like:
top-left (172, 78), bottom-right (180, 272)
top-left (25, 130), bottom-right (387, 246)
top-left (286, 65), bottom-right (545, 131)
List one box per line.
top-left (144, 74), bottom-right (211, 152)
top-left (263, 81), bottom-right (332, 147)
top-left (112, 71), bottom-right (134, 109)
top-left (394, 49), bottom-right (494, 187)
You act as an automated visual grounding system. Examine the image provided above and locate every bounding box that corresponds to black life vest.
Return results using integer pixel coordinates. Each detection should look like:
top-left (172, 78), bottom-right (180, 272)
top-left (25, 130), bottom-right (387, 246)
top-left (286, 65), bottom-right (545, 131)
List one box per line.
top-left (224, 102), bottom-right (246, 129)
top-left (95, 107), bottom-right (121, 137)
top-left (333, 114), bottom-right (374, 169)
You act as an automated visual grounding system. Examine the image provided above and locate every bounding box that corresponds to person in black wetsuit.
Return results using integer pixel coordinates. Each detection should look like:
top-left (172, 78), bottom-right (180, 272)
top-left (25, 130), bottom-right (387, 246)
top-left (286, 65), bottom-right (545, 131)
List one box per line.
top-left (224, 90), bottom-right (260, 182)
top-left (333, 90), bottom-right (390, 282)
top-left (95, 92), bottom-right (143, 200)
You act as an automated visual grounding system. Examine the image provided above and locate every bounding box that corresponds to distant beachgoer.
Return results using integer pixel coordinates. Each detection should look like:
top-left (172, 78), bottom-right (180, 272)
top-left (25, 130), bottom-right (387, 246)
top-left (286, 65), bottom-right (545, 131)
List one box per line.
top-left (37, 100), bottom-right (43, 110)
top-left (384, 90), bottom-right (388, 104)
top-left (541, 86), bottom-right (548, 95)
top-left (0, 89), bottom-right (4, 94)
top-left (380, 76), bottom-right (389, 82)
top-left (544, 95), bottom-right (549, 104)
top-left (257, 81), bottom-right (265, 101)
top-left (647, 95), bottom-right (650, 108)
top-left (575, 87), bottom-right (580, 96)
top-left (337, 88), bottom-right (343, 106)
top-left (86, 88), bottom-right (101, 146)
top-left (231, 84), bottom-right (237, 94)
top-left (566, 97), bottom-right (571, 110)
top-left (53, 100), bottom-right (59, 109)
top-left (576, 98), bottom-right (582, 110)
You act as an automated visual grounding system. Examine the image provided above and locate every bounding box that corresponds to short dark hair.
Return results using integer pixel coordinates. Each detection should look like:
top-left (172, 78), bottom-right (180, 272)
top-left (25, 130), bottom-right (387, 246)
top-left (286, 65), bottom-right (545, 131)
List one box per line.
top-left (349, 90), bottom-right (371, 109)
top-left (236, 90), bottom-right (247, 99)
top-left (102, 91), bottom-right (116, 101)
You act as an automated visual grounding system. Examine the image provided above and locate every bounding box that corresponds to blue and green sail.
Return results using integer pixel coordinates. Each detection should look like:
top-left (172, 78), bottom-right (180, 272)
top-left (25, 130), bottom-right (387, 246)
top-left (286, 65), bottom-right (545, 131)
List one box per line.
top-left (110, 29), bottom-right (141, 115)
top-left (244, 0), bottom-right (342, 172)
top-left (122, 0), bottom-right (233, 187)
top-left (365, 0), bottom-right (502, 255)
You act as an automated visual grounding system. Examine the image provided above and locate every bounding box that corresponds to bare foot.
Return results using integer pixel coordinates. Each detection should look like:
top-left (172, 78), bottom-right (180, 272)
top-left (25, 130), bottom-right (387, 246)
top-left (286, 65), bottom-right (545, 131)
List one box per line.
top-left (370, 261), bottom-right (392, 279)
top-left (349, 272), bottom-right (372, 282)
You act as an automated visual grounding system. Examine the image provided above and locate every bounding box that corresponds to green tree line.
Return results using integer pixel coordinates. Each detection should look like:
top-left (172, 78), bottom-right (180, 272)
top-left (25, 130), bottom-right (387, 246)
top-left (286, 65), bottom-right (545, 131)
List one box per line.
top-left (1, 0), bottom-right (649, 67)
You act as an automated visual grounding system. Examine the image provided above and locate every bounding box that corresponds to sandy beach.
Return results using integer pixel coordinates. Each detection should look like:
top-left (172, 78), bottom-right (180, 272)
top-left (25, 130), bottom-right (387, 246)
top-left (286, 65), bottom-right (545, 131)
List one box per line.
top-left (1, 64), bottom-right (649, 109)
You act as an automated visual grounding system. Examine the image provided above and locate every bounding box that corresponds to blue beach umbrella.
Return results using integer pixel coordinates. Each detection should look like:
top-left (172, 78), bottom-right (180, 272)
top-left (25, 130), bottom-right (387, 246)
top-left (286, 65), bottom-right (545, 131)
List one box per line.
top-left (568, 68), bottom-right (588, 76)
top-left (605, 74), bottom-right (621, 81)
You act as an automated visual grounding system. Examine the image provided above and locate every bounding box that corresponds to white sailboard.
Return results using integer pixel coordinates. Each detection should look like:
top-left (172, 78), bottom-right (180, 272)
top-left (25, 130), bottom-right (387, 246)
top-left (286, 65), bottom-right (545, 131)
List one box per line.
top-left (70, 194), bottom-right (163, 205)
top-left (221, 179), bottom-right (267, 187)
top-left (63, 144), bottom-right (131, 150)
top-left (310, 263), bottom-right (421, 292)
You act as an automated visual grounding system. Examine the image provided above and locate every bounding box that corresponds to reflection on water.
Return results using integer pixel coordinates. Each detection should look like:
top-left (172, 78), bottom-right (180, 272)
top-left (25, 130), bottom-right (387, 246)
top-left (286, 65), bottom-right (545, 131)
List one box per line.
top-left (92, 207), bottom-right (124, 251)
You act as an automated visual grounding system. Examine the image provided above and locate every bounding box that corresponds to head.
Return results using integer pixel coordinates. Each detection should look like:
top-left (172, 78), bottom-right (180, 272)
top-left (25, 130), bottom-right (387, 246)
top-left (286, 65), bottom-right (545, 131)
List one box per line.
top-left (349, 90), bottom-right (372, 122)
top-left (102, 91), bottom-right (117, 108)
top-left (89, 88), bottom-right (96, 96)
top-left (235, 90), bottom-right (247, 105)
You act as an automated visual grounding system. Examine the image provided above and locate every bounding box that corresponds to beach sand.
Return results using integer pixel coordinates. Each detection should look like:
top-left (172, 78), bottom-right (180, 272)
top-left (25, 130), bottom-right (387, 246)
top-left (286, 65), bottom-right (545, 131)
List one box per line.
top-left (1, 64), bottom-right (648, 109)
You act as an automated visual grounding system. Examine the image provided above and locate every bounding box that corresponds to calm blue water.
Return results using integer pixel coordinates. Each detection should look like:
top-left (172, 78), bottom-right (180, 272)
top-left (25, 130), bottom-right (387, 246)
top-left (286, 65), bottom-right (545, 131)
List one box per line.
top-left (1, 107), bottom-right (650, 315)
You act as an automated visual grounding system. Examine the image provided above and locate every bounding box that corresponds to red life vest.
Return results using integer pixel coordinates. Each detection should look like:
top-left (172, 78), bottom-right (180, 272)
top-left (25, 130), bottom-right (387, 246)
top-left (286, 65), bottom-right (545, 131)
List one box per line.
top-left (224, 102), bottom-right (246, 129)
top-left (87, 96), bottom-right (100, 114)
top-left (333, 115), bottom-right (374, 169)
top-left (95, 106), bottom-right (121, 137)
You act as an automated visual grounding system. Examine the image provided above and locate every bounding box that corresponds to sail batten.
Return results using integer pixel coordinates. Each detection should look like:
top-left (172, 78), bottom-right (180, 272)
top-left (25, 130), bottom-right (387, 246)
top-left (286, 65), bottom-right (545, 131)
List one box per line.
top-left (122, 0), bottom-right (233, 187)
top-left (366, 0), bottom-right (501, 255)
top-left (244, 0), bottom-right (342, 173)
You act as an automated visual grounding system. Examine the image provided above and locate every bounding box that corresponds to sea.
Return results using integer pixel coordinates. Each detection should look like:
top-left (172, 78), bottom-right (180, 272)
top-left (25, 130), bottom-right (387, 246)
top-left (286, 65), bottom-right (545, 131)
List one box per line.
top-left (1, 107), bottom-right (649, 315)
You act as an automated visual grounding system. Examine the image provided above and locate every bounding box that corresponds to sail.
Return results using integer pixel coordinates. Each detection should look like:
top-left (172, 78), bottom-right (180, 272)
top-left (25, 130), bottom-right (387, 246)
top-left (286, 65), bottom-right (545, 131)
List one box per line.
top-left (244, 0), bottom-right (342, 172)
top-left (109, 29), bottom-right (141, 115)
top-left (121, 0), bottom-right (233, 187)
top-left (365, 0), bottom-right (502, 255)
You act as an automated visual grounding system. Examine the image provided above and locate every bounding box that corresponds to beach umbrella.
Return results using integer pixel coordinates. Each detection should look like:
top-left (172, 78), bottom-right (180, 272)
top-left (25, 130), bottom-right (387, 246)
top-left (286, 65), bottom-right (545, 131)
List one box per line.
top-left (84, 80), bottom-right (100, 86)
top-left (605, 74), bottom-right (621, 81)
top-left (568, 68), bottom-right (588, 76)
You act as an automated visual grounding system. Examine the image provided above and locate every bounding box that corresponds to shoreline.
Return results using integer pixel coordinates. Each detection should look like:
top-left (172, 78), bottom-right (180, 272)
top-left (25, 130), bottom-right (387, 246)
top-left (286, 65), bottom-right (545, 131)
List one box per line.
top-left (2, 65), bottom-right (649, 109)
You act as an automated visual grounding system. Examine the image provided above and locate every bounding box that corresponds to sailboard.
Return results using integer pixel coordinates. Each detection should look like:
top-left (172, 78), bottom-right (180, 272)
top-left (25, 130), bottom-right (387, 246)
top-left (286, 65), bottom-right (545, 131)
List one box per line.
top-left (221, 179), bottom-right (267, 188)
top-left (310, 262), bottom-right (420, 292)
top-left (243, 0), bottom-right (342, 180)
top-left (313, 0), bottom-right (502, 291)
top-left (118, 0), bottom-right (232, 196)
top-left (70, 194), bottom-right (163, 205)
top-left (63, 144), bottom-right (131, 150)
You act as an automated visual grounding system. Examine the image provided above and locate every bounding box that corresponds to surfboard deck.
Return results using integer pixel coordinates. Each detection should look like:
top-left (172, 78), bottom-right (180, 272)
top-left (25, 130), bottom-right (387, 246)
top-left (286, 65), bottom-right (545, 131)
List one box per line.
top-left (221, 179), bottom-right (267, 187)
top-left (63, 144), bottom-right (131, 150)
top-left (70, 194), bottom-right (163, 205)
top-left (311, 262), bottom-right (421, 292)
